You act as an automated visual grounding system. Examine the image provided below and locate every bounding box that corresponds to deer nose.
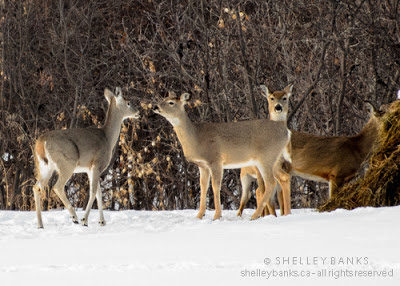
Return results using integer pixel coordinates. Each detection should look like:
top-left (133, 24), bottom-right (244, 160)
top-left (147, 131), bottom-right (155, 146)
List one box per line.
top-left (152, 105), bottom-right (160, 113)
top-left (133, 111), bottom-right (141, 119)
top-left (274, 104), bottom-right (283, 113)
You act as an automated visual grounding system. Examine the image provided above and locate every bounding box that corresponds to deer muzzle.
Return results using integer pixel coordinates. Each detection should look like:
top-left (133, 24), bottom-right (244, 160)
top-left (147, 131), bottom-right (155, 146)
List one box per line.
top-left (152, 105), bottom-right (161, 113)
top-left (274, 104), bottom-right (283, 113)
top-left (133, 110), bottom-right (141, 119)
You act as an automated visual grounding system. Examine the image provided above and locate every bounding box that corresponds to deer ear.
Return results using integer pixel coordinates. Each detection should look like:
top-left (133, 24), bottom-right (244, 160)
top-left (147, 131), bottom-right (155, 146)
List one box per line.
top-left (284, 83), bottom-right (294, 97)
top-left (104, 88), bottom-right (115, 104)
top-left (168, 91), bottom-right (177, 99)
top-left (364, 101), bottom-right (381, 117)
top-left (180, 93), bottom-right (191, 103)
top-left (115, 87), bottom-right (123, 98)
top-left (260, 85), bottom-right (270, 98)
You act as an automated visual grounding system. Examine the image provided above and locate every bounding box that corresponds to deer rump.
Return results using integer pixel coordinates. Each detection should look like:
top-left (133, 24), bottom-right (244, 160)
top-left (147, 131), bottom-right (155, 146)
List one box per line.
top-left (36, 128), bottom-right (111, 175)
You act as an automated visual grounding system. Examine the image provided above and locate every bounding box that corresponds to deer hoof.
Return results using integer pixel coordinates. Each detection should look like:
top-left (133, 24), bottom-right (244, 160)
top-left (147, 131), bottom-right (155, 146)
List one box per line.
top-left (81, 218), bottom-right (88, 227)
top-left (196, 212), bottom-right (205, 219)
top-left (71, 216), bottom-right (79, 224)
top-left (213, 214), bottom-right (221, 221)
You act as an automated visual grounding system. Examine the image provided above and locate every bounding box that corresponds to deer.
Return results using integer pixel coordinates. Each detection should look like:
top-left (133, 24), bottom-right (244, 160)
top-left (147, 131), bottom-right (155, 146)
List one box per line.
top-left (239, 99), bottom-right (388, 216)
top-left (153, 91), bottom-right (291, 220)
top-left (237, 84), bottom-right (293, 217)
top-left (33, 87), bottom-right (140, 228)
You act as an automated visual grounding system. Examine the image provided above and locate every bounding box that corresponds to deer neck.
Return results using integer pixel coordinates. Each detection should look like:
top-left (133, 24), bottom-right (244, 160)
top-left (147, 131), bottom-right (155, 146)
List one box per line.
top-left (102, 104), bottom-right (124, 148)
top-left (270, 113), bottom-right (288, 127)
top-left (355, 117), bottom-right (380, 156)
top-left (171, 113), bottom-right (198, 155)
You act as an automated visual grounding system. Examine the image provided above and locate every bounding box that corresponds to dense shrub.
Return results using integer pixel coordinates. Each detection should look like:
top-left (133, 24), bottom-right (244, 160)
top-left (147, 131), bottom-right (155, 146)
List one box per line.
top-left (1, 0), bottom-right (399, 211)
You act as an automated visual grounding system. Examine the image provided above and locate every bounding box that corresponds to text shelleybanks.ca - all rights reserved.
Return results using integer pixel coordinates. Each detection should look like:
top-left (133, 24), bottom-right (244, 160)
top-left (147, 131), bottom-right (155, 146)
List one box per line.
top-left (240, 268), bottom-right (394, 280)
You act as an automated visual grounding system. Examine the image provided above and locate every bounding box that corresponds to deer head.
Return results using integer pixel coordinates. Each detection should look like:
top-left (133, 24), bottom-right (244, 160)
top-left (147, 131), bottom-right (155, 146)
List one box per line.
top-left (104, 87), bottom-right (140, 120)
top-left (152, 91), bottom-right (191, 126)
top-left (260, 83), bottom-right (293, 121)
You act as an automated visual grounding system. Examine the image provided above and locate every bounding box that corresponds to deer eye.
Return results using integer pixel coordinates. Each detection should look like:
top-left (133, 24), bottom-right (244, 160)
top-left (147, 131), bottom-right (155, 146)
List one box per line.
top-left (269, 97), bottom-right (275, 101)
top-left (127, 102), bottom-right (130, 106)
top-left (283, 97), bottom-right (287, 101)
top-left (169, 101), bottom-right (175, 105)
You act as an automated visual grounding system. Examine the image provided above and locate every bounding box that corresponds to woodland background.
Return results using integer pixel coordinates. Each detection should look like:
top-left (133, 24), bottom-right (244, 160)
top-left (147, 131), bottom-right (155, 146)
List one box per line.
top-left (0, 0), bottom-right (399, 212)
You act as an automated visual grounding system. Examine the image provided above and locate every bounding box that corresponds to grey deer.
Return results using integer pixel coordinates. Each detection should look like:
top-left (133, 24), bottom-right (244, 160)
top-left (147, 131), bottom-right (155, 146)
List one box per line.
top-left (153, 91), bottom-right (291, 220)
top-left (33, 87), bottom-right (139, 228)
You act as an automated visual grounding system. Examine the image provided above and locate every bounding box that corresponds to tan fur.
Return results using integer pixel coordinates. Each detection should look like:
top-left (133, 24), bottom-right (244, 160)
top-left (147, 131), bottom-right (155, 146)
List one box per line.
top-left (33, 87), bottom-right (140, 228)
top-left (33, 139), bottom-right (46, 180)
top-left (240, 101), bottom-right (388, 215)
top-left (237, 84), bottom-right (293, 217)
top-left (35, 140), bottom-right (46, 163)
top-left (153, 91), bottom-right (291, 220)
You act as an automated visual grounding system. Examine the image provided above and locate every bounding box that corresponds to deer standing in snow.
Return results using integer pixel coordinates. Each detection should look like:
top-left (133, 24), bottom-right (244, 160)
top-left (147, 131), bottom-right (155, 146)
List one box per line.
top-left (239, 98), bottom-right (388, 215)
top-left (238, 84), bottom-right (293, 217)
top-left (33, 87), bottom-right (140, 228)
top-left (153, 91), bottom-right (291, 220)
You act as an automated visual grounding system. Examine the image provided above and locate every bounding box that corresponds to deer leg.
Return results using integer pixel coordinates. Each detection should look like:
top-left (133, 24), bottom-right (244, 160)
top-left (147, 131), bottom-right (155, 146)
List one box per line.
top-left (251, 166), bottom-right (277, 220)
top-left (33, 184), bottom-right (44, 229)
top-left (274, 168), bottom-right (291, 215)
top-left (81, 169), bottom-right (100, 226)
top-left (276, 184), bottom-right (284, 216)
top-left (329, 176), bottom-right (343, 198)
top-left (210, 166), bottom-right (223, 220)
top-left (52, 171), bottom-right (78, 224)
top-left (33, 163), bottom-right (54, 229)
top-left (256, 187), bottom-right (270, 216)
top-left (96, 182), bottom-right (105, 226)
top-left (196, 167), bottom-right (210, 219)
top-left (238, 172), bottom-right (253, 217)
top-left (255, 187), bottom-right (261, 210)
top-left (281, 180), bottom-right (291, 216)
top-left (255, 169), bottom-right (269, 217)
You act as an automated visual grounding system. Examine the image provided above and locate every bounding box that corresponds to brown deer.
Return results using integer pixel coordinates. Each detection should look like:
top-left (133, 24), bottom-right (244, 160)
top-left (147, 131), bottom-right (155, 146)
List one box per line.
top-left (239, 100), bottom-right (387, 215)
top-left (237, 84), bottom-right (293, 217)
top-left (33, 87), bottom-right (140, 228)
top-left (153, 91), bottom-right (291, 220)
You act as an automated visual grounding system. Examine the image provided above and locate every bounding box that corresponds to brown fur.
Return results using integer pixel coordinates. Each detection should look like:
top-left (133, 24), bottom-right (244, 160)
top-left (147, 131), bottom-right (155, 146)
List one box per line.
top-left (33, 139), bottom-right (47, 182)
top-left (290, 111), bottom-right (383, 195)
top-left (240, 103), bottom-right (386, 215)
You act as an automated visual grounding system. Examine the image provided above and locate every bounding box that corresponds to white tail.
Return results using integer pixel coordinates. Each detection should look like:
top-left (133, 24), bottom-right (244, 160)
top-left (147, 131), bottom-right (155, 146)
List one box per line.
top-left (33, 87), bottom-right (140, 228)
top-left (153, 91), bottom-right (291, 220)
top-left (238, 84), bottom-right (293, 217)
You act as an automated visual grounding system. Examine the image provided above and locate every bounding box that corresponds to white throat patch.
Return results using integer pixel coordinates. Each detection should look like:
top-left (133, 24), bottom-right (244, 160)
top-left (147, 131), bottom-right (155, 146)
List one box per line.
top-left (270, 112), bottom-right (287, 121)
top-left (168, 117), bottom-right (181, 126)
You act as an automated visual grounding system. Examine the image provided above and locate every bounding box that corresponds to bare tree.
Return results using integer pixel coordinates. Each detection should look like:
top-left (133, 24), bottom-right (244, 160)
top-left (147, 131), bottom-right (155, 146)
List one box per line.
top-left (0, 0), bottom-right (399, 211)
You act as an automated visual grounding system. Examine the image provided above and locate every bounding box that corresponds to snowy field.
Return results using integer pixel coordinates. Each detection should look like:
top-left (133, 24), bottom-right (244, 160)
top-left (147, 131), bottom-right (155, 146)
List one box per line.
top-left (0, 207), bottom-right (399, 286)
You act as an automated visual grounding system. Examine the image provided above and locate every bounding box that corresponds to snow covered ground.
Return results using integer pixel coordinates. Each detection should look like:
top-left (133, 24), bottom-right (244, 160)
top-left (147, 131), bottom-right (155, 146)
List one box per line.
top-left (0, 207), bottom-right (399, 286)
